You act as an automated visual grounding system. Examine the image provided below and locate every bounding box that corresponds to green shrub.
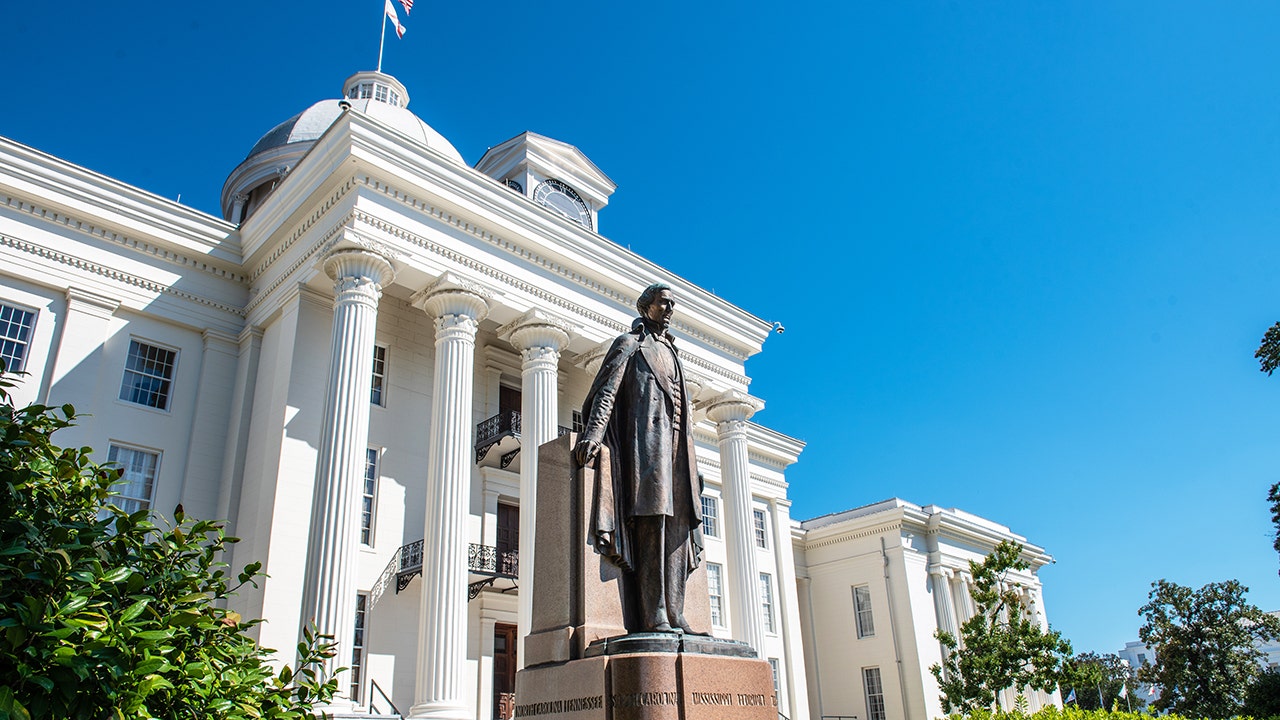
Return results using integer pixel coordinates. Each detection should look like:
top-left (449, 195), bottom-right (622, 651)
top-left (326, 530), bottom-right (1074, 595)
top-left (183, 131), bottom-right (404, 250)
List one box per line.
top-left (0, 372), bottom-right (338, 719)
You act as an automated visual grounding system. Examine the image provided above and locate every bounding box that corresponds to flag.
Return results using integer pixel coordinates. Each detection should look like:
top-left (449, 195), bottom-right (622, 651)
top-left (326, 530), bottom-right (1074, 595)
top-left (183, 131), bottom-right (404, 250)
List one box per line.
top-left (1065, 689), bottom-right (1076, 704)
top-left (384, 0), bottom-right (406, 38)
top-left (1147, 685), bottom-right (1157, 697)
top-left (399, 0), bottom-right (413, 14)
top-left (1119, 685), bottom-right (1128, 699)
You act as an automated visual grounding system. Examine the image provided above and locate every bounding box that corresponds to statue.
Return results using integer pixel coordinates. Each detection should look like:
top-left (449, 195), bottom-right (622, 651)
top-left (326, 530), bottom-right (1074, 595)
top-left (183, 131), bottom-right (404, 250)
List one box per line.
top-left (574, 282), bottom-right (704, 634)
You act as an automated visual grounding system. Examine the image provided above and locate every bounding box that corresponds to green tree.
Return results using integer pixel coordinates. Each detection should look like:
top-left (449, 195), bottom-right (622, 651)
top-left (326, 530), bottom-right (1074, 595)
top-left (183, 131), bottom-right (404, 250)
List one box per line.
top-left (0, 372), bottom-right (339, 720)
top-left (1137, 578), bottom-right (1280, 719)
top-left (1269, 483), bottom-right (1280, 576)
top-left (1061, 652), bottom-right (1143, 711)
top-left (930, 540), bottom-right (1073, 714)
top-left (1243, 667), bottom-right (1280, 719)
top-left (1256, 322), bottom-right (1280, 376)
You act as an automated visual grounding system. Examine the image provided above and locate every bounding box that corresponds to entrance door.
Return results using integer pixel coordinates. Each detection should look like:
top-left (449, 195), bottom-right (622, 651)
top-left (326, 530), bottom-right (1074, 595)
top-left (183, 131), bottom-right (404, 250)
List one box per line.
top-left (493, 623), bottom-right (518, 719)
top-left (496, 504), bottom-right (519, 576)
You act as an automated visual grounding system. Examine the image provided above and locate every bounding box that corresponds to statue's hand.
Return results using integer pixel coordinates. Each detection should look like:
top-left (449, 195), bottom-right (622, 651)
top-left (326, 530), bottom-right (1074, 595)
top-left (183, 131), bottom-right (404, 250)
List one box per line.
top-left (574, 438), bottom-right (601, 467)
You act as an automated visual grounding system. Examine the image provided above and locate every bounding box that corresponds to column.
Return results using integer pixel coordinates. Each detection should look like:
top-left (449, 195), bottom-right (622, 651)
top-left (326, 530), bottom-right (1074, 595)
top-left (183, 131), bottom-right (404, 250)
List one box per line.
top-left (704, 389), bottom-right (766, 653)
top-left (499, 309), bottom-right (571, 666)
top-left (46, 287), bottom-right (119, 407)
top-left (770, 498), bottom-right (812, 720)
top-left (300, 248), bottom-right (395, 710)
top-left (176, 329), bottom-right (240, 514)
top-left (930, 566), bottom-right (958, 674)
top-left (477, 616), bottom-right (499, 720)
top-left (215, 326), bottom-right (263, 535)
top-left (408, 273), bottom-right (490, 720)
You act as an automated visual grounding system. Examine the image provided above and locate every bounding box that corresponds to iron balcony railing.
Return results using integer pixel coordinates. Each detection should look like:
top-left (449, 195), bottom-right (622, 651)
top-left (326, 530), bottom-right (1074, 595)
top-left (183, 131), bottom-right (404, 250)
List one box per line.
top-left (371, 539), bottom-right (519, 607)
top-left (475, 409), bottom-right (573, 467)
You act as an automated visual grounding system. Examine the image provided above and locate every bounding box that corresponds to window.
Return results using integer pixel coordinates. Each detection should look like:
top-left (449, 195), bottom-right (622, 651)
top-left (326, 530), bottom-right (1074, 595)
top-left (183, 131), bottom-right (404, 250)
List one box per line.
top-left (374, 84), bottom-right (389, 103)
top-left (854, 585), bottom-right (875, 639)
top-left (371, 345), bottom-right (387, 406)
top-left (0, 303), bottom-right (36, 372)
top-left (768, 658), bottom-right (780, 692)
top-left (753, 508), bottom-right (768, 548)
top-left (863, 667), bottom-right (886, 720)
top-left (572, 410), bottom-right (584, 434)
top-left (352, 593), bottom-right (368, 702)
top-left (119, 340), bottom-right (177, 410)
top-left (760, 573), bottom-right (776, 634)
top-left (361, 448), bottom-right (378, 545)
top-left (707, 563), bottom-right (725, 628)
top-left (1137, 653), bottom-right (1147, 665)
top-left (106, 444), bottom-right (160, 514)
top-left (701, 495), bottom-right (719, 538)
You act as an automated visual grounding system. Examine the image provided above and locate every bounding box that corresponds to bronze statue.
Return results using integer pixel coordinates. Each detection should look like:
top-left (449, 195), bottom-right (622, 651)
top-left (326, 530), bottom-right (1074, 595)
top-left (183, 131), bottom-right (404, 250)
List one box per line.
top-left (575, 282), bottom-right (704, 634)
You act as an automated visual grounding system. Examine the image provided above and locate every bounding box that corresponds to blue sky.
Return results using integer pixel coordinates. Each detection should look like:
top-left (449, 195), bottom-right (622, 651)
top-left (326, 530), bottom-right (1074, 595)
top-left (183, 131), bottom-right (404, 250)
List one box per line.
top-left (6, 1), bottom-right (1280, 656)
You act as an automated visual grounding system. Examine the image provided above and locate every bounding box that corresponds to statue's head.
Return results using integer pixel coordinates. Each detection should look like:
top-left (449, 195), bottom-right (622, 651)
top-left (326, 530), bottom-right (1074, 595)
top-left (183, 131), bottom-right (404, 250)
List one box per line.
top-left (636, 282), bottom-right (673, 316)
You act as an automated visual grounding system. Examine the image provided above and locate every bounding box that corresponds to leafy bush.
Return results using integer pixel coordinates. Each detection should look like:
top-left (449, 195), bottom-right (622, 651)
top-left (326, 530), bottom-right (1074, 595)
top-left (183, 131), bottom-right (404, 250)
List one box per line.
top-left (948, 706), bottom-right (1222, 720)
top-left (0, 373), bottom-right (338, 719)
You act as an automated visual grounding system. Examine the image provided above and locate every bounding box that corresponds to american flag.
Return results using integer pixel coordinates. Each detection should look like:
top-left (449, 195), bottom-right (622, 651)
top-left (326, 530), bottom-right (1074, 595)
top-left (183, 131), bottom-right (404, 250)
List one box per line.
top-left (399, 0), bottom-right (412, 15)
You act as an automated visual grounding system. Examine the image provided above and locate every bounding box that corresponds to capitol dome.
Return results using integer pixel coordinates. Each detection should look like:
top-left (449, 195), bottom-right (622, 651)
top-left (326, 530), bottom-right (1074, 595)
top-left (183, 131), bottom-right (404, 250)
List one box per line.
top-left (220, 71), bottom-right (463, 222)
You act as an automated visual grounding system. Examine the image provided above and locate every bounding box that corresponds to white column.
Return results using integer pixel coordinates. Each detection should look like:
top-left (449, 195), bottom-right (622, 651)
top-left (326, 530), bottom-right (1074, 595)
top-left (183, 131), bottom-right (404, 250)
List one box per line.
top-left (300, 249), bottom-right (394, 711)
top-left (216, 326), bottom-right (263, 534)
top-left (499, 309), bottom-right (571, 667)
top-left (46, 287), bottom-right (118, 408)
top-left (408, 274), bottom-right (490, 720)
top-left (177, 329), bottom-right (239, 514)
top-left (704, 389), bottom-right (766, 654)
top-left (477, 616), bottom-right (499, 720)
top-left (931, 567), bottom-right (958, 638)
top-left (770, 498), bottom-right (811, 720)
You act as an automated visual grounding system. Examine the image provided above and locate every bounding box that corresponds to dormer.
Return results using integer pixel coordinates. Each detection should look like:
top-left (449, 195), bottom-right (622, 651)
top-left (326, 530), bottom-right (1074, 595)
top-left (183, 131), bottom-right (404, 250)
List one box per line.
top-left (474, 132), bottom-right (617, 233)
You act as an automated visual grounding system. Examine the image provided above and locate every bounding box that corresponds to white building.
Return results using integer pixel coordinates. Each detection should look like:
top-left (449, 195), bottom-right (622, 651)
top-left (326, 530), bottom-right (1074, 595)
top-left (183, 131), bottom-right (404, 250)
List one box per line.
top-left (795, 499), bottom-right (1060, 720)
top-left (0, 68), bottom-right (1058, 720)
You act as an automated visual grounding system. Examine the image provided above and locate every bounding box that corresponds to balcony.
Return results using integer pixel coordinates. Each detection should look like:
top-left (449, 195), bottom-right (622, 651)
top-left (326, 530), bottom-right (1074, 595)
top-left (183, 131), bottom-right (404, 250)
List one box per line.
top-left (474, 410), bottom-right (572, 469)
top-left (372, 540), bottom-right (519, 607)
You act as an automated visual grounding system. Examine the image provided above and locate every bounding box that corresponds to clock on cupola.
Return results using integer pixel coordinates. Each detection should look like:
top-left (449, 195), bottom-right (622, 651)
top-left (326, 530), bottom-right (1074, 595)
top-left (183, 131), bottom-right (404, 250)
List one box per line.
top-left (474, 131), bottom-right (617, 233)
top-left (533, 179), bottom-right (592, 229)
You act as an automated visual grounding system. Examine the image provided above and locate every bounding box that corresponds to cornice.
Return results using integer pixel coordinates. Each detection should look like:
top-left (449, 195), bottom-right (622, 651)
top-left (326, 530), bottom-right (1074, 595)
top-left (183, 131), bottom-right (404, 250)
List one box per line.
top-left (246, 176), bottom-right (358, 283)
top-left (243, 211), bottom-right (352, 316)
top-left (0, 193), bottom-right (248, 285)
top-left (688, 455), bottom-right (788, 491)
top-left (805, 521), bottom-right (905, 550)
top-left (0, 232), bottom-right (246, 319)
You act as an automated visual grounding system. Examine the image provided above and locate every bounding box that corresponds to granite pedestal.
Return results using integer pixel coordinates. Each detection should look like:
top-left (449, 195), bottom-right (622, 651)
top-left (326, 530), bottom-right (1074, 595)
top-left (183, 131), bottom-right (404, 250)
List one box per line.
top-left (517, 436), bottom-right (776, 719)
top-left (514, 632), bottom-right (778, 720)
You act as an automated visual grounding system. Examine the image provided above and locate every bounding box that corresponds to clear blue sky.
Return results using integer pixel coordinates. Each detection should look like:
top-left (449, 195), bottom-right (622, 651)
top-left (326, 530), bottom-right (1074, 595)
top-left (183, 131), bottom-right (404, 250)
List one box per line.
top-left (6, 1), bottom-right (1280, 657)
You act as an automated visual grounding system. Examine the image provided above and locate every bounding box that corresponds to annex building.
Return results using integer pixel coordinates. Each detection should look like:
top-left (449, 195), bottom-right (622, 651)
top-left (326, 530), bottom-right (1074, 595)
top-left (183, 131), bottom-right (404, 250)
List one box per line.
top-left (0, 69), bottom-right (1058, 720)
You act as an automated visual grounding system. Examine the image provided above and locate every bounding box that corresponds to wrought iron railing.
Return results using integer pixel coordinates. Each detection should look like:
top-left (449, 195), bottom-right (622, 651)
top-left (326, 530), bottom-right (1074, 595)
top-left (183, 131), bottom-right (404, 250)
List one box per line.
top-left (469, 543), bottom-right (518, 576)
top-left (476, 410), bottom-right (521, 462)
top-left (372, 539), bottom-right (519, 605)
top-left (369, 679), bottom-right (400, 717)
top-left (476, 409), bottom-right (573, 467)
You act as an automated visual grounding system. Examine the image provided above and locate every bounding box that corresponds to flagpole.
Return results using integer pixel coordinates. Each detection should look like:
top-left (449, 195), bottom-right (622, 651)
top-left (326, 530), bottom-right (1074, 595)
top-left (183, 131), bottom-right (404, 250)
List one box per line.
top-left (377, 1), bottom-right (387, 72)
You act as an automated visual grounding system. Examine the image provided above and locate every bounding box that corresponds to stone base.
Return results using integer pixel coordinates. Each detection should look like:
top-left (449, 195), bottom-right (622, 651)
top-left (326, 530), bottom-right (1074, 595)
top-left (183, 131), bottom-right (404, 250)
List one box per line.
top-left (513, 633), bottom-right (776, 719)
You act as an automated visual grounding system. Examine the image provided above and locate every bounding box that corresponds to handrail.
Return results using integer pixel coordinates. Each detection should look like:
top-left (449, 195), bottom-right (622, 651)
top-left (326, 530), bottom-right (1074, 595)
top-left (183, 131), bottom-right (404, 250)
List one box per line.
top-left (368, 678), bottom-right (400, 717)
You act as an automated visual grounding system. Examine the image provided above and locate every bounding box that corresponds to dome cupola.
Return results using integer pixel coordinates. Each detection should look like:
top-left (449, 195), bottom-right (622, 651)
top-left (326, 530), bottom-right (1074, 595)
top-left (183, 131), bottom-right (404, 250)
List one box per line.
top-left (221, 70), bottom-right (462, 223)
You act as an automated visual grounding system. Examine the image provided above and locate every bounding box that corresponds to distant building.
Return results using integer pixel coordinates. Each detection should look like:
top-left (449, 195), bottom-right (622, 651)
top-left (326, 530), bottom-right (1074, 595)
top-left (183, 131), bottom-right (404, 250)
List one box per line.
top-left (0, 67), bottom-right (1060, 720)
top-left (796, 499), bottom-right (1060, 720)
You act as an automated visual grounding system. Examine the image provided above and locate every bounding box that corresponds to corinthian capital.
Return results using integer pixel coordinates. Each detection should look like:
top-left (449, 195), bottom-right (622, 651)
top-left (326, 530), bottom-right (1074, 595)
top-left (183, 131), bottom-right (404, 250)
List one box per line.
top-left (410, 272), bottom-right (491, 322)
top-left (498, 308), bottom-right (575, 354)
top-left (702, 389), bottom-right (765, 426)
